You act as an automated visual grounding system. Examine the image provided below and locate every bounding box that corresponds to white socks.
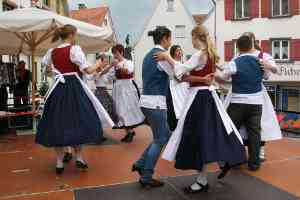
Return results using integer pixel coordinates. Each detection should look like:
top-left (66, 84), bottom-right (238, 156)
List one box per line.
top-left (260, 146), bottom-right (265, 159)
top-left (191, 167), bottom-right (208, 190)
top-left (56, 156), bottom-right (63, 168)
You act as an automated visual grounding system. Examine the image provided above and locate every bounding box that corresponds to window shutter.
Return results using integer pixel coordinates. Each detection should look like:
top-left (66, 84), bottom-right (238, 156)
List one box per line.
top-left (251, 0), bottom-right (260, 18)
top-left (261, 0), bottom-right (270, 18)
top-left (291, 0), bottom-right (300, 16)
top-left (225, 0), bottom-right (234, 20)
top-left (261, 40), bottom-right (271, 54)
top-left (224, 41), bottom-right (234, 61)
top-left (291, 39), bottom-right (300, 61)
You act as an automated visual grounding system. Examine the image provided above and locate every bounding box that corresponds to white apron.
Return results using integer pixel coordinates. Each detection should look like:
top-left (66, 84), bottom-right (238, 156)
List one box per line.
top-left (162, 86), bottom-right (243, 162)
top-left (169, 80), bottom-right (189, 119)
top-left (223, 85), bottom-right (282, 141)
top-left (42, 69), bottom-right (114, 128)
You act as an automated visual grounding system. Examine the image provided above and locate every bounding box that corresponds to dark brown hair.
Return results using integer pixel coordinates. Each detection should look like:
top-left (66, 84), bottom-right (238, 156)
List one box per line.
top-left (243, 32), bottom-right (262, 51)
top-left (112, 44), bottom-right (125, 56)
top-left (148, 26), bottom-right (171, 45)
top-left (170, 45), bottom-right (181, 59)
top-left (237, 35), bottom-right (253, 52)
top-left (52, 24), bottom-right (77, 43)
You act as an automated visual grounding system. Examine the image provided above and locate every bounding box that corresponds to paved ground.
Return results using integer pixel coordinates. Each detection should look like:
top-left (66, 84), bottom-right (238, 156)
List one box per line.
top-left (0, 126), bottom-right (300, 200)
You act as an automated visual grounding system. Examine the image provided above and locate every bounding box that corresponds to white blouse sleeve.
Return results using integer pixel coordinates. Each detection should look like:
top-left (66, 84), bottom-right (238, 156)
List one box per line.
top-left (263, 53), bottom-right (279, 74)
top-left (175, 51), bottom-right (205, 79)
top-left (123, 60), bottom-right (134, 73)
top-left (70, 45), bottom-right (89, 71)
top-left (42, 48), bottom-right (53, 67)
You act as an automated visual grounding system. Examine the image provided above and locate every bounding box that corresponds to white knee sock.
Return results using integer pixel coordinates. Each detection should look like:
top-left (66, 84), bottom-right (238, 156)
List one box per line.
top-left (260, 146), bottom-right (265, 159)
top-left (56, 156), bottom-right (63, 168)
top-left (191, 166), bottom-right (208, 190)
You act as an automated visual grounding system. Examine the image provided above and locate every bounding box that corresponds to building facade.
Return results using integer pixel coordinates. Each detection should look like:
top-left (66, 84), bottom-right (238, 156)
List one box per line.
top-left (206, 0), bottom-right (300, 132)
top-left (133, 0), bottom-right (197, 86)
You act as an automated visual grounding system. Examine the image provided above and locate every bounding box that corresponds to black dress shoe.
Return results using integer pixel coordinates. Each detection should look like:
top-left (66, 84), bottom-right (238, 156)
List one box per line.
top-left (76, 160), bottom-right (88, 170)
top-left (56, 167), bottom-right (64, 175)
top-left (63, 152), bottom-right (73, 163)
top-left (132, 164), bottom-right (142, 176)
top-left (217, 163), bottom-right (231, 179)
top-left (121, 132), bottom-right (135, 143)
top-left (139, 178), bottom-right (164, 188)
top-left (184, 182), bottom-right (209, 194)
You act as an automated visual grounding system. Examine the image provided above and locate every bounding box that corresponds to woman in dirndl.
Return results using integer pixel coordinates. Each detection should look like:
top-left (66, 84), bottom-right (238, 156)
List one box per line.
top-left (155, 25), bottom-right (246, 194)
top-left (90, 54), bottom-right (119, 124)
top-left (167, 45), bottom-right (189, 131)
top-left (36, 24), bottom-right (114, 174)
top-left (108, 44), bottom-right (145, 143)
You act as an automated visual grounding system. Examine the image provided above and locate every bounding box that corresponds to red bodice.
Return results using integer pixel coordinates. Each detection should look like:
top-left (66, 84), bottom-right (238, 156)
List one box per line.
top-left (51, 46), bottom-right (80, 74)
top-left (189, 57), bottom-right (215, 87)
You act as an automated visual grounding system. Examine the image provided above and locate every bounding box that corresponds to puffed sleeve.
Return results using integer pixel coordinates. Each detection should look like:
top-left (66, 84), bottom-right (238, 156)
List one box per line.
top-left (263, 52), bottom-right (279, 74)
top-left (42, 48), bottom-right (53, 67)
top-left (124, 60), bottom-right (134, 73)
top-left (175, 51), bottom-right (205, 79)
top-left (70, 45), bottom-right (89, 71)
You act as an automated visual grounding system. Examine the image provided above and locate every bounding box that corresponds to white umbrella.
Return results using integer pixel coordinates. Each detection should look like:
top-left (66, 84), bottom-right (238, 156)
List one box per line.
top-left (0, 7), bottom-right (115, 111)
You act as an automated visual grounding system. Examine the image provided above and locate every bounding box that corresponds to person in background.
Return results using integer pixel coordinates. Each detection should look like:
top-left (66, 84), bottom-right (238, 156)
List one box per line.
top-left (167, 45), bottom-right (189, 131)
top-left (109, 44), bottom-right (145, 143)
top-left (14, 61), bottom-right (30, 107)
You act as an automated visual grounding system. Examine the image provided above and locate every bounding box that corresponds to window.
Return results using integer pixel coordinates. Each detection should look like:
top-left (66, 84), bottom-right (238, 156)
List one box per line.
top-left (272, 0), bottom-right (290, 17)
top-left (175, 25), bottom-right (185, 38)
top-left (272, 40), bottom-right (290, 60)
top-left (234, 0), bottom-right (250, 19)
top-left (167, 0), bottom-right (174, 12)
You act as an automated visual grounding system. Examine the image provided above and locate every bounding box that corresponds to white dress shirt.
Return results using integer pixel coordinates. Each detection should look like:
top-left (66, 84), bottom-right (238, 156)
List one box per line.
top-left (140, 45), bottom-right (174, 110)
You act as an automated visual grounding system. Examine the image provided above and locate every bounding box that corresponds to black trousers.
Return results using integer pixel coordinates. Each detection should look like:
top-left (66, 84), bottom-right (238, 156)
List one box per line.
top-left (0, 86), bottom-right (8, 134)
top-left (227, 103), bottom-right (262, 167)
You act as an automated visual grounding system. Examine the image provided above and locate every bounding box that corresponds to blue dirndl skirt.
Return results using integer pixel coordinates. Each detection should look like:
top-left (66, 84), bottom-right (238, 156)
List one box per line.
top-left (175, 90), bottom-right (246, 171)
top-left (35, 75), bottom-right (103, 147)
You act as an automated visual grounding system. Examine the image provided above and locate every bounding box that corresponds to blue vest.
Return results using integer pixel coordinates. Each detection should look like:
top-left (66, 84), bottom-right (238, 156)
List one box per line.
top-left (232, 55), bottom-right (263, 94)
top-left (142, 48), bottom-right (169, 96)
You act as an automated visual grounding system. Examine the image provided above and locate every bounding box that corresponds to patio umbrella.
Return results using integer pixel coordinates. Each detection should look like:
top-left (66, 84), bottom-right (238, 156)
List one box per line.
top-left (0, 7), bottom-right (115, 112)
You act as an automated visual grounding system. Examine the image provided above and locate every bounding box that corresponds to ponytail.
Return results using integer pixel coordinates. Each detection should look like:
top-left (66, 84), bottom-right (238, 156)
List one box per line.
top-left (51, 24), bottom-right (77, 43)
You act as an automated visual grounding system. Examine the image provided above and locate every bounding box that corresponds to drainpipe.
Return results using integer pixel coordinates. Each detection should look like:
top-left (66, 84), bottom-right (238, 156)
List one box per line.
top-left (211, 0), bottom-right (217, 44)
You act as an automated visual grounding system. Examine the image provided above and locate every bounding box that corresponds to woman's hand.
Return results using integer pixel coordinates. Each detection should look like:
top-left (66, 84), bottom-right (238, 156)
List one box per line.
top-left (203, 73), bottom-right (215, 85)
top-left (154, 52), bottom-right (170, 61)
top-left (260, 59), bottom-right (278, 73)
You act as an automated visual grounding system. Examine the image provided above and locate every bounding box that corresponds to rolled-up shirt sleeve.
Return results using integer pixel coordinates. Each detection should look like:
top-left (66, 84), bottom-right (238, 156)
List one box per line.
top-left (220, 61), bottom-right (237, 80)
top-left (70, 45), bottom-right (89, 71)
top-left (157, 61), bottom-right (174, 77)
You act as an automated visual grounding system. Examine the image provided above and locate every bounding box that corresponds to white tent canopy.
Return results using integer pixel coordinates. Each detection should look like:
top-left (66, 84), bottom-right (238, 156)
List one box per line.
top-left (0, 7), bottom-right (115, 112)
top-left (0, 7), bottom-right (115, 56)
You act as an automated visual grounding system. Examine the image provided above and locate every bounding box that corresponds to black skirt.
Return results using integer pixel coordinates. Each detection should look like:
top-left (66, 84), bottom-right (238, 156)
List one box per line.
top-left (175, 90), bottom-right (246, 171)
top-left (36, 75), bottom-right (103, 147)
